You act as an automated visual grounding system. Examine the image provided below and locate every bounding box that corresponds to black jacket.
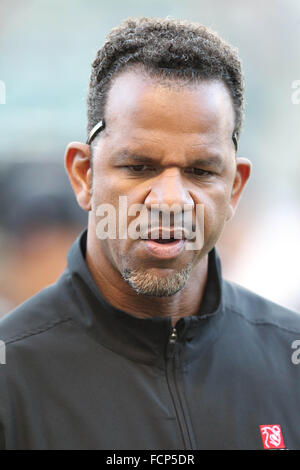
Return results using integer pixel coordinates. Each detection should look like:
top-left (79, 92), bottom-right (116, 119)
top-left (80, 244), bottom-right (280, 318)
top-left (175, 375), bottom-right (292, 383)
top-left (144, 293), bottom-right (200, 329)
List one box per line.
top-left (0, 229), bottom-right (300, 450)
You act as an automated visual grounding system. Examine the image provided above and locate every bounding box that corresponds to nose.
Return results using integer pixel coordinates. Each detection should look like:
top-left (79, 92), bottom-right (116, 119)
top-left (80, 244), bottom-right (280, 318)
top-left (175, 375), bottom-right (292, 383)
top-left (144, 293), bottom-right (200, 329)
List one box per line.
top-left (144, 167), bottom-right (194, 211)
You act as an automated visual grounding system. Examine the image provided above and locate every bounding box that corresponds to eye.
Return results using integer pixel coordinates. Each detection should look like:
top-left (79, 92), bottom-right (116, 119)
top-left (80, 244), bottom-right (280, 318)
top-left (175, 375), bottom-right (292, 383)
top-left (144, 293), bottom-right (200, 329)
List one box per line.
top-left (125, 165), bottom-right (156, 174)
top-left (185, 168), bottom-right (213, 177)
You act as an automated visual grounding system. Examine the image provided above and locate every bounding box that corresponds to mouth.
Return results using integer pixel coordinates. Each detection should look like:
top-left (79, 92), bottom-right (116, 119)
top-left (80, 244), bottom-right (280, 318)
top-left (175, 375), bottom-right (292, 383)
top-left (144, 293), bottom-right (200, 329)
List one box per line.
top-left (137, 227), bottom-right (190, 259)
top-left (142, 237), bottom-right (186, 259)
top-left (150, 237), bottom-right (178, 244)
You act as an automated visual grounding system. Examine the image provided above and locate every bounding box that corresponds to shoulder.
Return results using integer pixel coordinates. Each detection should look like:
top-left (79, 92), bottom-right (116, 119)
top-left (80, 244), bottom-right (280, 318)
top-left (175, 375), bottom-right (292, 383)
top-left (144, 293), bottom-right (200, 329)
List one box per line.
top-left (0, 270), bottom-right (73, 346)
top-left (0, 271), bottom-right (76, 449)
top-left (222, 278), bottom-right (300, 334)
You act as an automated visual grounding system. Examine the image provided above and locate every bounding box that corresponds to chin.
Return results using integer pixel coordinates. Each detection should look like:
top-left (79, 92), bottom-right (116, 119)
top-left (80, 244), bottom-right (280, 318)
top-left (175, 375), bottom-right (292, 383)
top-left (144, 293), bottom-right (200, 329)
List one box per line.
top-left (121, 262), bottom-right (193, 297)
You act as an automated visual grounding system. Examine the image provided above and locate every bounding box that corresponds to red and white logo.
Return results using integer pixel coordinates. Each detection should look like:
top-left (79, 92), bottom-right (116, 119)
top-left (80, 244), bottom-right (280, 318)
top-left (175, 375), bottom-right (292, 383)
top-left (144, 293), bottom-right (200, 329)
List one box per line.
top-left (260, 425), bottom-right (285, 449)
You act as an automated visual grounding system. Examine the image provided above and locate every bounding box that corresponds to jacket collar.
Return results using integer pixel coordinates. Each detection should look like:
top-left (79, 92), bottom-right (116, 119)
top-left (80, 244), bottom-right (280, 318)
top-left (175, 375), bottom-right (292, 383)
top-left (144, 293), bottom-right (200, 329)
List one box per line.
top-left (66, 229), bottom-right (225, 367)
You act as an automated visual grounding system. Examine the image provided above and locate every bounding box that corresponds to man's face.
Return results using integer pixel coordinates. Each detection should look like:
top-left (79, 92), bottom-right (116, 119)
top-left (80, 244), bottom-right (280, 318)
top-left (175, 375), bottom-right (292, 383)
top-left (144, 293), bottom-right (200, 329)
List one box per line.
top-left (78, 69), bottom-right (246, 296)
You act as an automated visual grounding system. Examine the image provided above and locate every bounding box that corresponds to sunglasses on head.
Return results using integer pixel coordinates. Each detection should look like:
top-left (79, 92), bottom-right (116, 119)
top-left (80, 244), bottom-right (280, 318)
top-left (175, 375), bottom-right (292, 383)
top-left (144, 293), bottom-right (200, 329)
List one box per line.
top-left (86, 119), bottom-right (238, 151)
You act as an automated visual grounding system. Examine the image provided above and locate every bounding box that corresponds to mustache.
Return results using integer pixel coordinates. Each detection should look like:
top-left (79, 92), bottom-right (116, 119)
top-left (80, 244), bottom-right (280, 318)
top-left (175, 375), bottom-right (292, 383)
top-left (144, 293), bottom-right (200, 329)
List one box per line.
top-left (139, 224), bottom-right (197, 240)
top-left (129, 209), bottom-right (197, 240)
top-left (116, 202), bottom-right (201, 240)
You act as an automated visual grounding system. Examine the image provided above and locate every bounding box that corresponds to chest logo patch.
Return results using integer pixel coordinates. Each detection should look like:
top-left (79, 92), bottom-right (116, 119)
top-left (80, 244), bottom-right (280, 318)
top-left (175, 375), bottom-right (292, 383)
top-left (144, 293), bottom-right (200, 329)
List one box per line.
top-left (259, 425), bottom-right (285, 449)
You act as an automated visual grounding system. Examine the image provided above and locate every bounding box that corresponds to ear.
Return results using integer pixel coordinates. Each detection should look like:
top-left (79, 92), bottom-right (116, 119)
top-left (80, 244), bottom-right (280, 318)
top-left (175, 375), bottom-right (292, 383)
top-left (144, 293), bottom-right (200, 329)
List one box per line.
top-left (226, 157), bottom-right (252, 221)
top-left (64, 142), bottom-right (92, 211)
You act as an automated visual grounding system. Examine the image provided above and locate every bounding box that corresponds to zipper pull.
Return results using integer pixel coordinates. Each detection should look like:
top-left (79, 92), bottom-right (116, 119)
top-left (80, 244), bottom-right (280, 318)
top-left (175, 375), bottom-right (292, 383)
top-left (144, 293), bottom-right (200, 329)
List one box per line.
top-left (166, 327), bottom-right (177, 359)
top-left (169, 327), bottom-right (177, 345)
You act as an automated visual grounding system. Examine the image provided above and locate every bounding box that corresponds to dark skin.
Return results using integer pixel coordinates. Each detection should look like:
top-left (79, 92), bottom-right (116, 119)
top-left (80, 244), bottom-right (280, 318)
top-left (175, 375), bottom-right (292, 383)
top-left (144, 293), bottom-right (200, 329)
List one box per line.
top-left (65, 69), bottom-right (251, 326)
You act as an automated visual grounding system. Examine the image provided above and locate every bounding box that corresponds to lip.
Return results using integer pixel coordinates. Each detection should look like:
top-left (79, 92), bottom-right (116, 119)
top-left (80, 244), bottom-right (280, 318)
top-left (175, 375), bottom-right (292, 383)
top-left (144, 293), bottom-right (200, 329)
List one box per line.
top-left (142, 239), bottom-right (186, 259)
top-left (143, 227), bottom-right (189, 241)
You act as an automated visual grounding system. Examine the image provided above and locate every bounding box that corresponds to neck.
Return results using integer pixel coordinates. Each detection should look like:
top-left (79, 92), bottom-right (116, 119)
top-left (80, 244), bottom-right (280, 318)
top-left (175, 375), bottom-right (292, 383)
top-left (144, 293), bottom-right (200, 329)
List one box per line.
top-left (85, 231), bottom-right (209, 327)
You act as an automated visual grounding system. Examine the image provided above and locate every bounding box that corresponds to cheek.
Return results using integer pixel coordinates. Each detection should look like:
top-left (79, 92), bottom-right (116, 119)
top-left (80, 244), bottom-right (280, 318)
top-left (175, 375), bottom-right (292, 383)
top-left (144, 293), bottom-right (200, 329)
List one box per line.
top-left (91, 161), bottom-right (142, 208)
top-left (105, 238), bottom-right (128, 266)
top-left (91, 170), bottom-right (118, 205)
top-left (194, 182), bottom-right (232, 236)
top-left (93, 234), bottom-right (133, 275)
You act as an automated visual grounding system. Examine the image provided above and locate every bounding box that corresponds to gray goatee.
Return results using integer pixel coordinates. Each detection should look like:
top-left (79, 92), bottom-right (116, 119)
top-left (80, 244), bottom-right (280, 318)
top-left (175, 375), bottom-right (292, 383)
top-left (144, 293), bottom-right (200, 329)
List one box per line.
top-left (122, 263), bottom-right (193, 297)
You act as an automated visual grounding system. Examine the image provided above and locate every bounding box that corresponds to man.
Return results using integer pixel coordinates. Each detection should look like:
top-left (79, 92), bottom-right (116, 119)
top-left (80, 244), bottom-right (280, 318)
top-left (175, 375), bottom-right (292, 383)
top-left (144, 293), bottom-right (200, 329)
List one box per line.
top-left (0, 17), bottom-right (299, 450)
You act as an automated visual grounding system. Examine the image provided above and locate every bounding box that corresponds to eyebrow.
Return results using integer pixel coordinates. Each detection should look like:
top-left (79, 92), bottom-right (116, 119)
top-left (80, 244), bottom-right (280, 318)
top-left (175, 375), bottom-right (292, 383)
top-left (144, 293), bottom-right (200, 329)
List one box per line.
top-left (111, 151), bottom-right (156, 165)
top-left (111, 150), bottom-right (225, 171)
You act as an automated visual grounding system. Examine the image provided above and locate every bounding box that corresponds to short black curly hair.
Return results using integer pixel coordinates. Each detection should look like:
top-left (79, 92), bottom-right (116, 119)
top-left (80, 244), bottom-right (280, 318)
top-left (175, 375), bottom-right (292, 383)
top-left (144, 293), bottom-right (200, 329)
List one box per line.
top-left (87, 17), bottom-right (245, 145)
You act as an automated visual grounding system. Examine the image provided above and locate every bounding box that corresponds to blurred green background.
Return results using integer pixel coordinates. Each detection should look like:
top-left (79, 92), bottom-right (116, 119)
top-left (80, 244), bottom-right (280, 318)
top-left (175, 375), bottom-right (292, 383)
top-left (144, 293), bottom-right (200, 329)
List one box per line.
top-left (0, 0), bottom-right (299, 315)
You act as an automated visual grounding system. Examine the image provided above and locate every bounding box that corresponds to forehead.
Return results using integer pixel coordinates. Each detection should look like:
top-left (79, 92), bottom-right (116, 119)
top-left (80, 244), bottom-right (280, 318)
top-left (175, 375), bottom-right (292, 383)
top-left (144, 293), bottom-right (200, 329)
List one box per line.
top-left (103, 69), bottom-right (235, 155)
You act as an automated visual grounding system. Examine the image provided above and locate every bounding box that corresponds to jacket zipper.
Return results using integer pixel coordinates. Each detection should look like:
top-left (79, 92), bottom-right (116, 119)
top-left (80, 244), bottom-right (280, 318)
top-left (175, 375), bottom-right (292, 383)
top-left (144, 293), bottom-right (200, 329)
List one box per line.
top-left (165, 326), bottom-right (193, 450)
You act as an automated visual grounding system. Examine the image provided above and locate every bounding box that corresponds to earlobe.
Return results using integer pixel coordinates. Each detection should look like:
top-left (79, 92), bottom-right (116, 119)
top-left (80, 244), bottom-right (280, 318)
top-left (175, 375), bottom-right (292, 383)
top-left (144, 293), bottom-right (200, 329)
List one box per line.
top-left (64, 142), bottom-right (92, 212)
top-left (226, 203), bottom-right (235, 222)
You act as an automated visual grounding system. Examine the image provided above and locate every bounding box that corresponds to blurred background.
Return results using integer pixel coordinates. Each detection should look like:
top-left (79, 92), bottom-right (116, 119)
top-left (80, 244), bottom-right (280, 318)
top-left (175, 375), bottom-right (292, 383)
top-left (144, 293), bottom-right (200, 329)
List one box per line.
top-left (0, 0), bottom-right (299, 316)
